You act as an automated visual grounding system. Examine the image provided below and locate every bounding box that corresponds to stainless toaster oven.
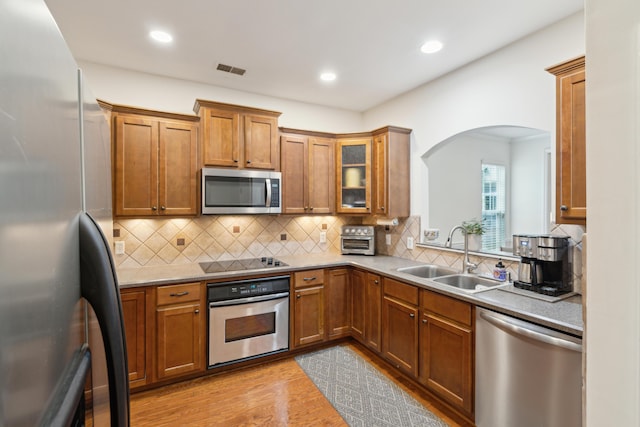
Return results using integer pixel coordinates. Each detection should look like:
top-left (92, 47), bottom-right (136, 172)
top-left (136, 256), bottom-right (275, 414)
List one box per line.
top-left (340, 225), bottom-right (375, 255)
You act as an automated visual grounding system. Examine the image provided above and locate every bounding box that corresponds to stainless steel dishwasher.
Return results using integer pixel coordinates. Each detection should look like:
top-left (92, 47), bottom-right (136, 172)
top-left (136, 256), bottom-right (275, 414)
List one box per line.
top-left (475, 308), bottom-right (582, 427)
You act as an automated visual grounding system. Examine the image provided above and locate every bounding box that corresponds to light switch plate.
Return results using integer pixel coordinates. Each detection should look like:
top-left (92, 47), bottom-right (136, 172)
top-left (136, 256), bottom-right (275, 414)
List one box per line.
top-left (385, 234), bottom-right (392, 246)
top-left (319, 231), bottom-right (327, 244)
top-left (114, 241), bottom-right (125, 255)
top-left (407, 237), bottom-right (414, 250)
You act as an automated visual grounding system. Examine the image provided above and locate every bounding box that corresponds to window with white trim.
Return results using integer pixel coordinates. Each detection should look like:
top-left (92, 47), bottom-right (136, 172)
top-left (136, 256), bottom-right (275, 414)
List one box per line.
top-left (481, 163), bottom-right (506, 251)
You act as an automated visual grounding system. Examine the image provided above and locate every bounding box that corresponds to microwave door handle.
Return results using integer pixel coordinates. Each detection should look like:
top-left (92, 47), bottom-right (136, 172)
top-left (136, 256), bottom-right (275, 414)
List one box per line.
top-left (265, 178), bottom-right (272, 207)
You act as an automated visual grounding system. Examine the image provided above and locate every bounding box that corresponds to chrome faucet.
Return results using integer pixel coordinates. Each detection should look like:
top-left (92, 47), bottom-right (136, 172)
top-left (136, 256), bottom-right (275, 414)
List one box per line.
top-left (445, 225), bottom-right (478, 274)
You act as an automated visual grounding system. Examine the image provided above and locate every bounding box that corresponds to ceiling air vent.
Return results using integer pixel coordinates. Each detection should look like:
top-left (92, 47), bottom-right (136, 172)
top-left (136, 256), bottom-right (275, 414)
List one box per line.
top-left (216, 63), bottom-right (246, 76)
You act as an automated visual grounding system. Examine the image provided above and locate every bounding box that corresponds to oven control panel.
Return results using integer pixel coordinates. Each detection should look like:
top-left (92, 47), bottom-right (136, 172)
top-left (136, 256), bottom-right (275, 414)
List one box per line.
top-left (208, 275), bottom-right (290, 302)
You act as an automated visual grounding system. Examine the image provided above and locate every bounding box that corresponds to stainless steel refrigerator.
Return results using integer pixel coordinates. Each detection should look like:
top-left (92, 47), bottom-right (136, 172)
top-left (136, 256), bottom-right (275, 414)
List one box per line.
top-left (0, 0), bottom-right (129, 425)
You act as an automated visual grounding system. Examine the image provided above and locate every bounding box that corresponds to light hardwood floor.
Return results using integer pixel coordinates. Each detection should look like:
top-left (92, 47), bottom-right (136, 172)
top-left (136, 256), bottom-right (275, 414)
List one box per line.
top-left (130, 343), bottom-right (463, 426)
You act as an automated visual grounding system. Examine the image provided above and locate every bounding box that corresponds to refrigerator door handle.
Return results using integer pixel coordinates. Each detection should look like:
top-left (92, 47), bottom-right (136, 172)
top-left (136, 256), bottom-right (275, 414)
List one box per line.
top-left (80, 212), bottom-right (130, 426)
top-left (479, 309), bottom-right (582, 353)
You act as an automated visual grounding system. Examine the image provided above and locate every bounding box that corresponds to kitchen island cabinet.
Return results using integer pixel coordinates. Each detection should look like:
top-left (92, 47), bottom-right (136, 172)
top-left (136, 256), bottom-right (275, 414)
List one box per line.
top-left (107, 104), bottom-right (199, 217)
top-left (195, 100), bottom-right (281, 170)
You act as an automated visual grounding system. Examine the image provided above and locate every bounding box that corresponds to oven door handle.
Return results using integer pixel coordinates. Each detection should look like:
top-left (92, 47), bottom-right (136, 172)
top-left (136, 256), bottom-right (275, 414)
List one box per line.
top-left (209, 292), bottom-right (289, 308)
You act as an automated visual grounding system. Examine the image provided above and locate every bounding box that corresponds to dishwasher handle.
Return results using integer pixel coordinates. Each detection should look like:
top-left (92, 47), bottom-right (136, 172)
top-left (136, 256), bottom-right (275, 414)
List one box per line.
top-left (479, 309), bottom-right (582, 353)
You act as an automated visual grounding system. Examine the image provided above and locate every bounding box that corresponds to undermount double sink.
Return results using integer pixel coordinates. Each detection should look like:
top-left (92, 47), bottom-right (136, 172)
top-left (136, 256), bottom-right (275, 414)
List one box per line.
top-left (396, 264), bottom-right (509, 294)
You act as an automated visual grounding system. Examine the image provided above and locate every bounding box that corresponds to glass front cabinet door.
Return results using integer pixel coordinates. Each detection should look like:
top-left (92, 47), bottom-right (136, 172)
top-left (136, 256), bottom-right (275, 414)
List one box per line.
top-left (336, 138), bottom-right (372, 214)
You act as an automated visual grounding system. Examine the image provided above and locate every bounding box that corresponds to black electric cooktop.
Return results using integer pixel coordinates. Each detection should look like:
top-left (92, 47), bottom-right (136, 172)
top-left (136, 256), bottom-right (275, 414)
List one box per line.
top-left (199, 257), bottom-right (288, 273)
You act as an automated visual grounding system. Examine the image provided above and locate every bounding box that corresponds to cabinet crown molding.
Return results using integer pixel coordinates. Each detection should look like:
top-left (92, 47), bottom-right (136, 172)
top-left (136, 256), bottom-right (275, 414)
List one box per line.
top-left (194, 99), bottom-right (281, 117)
top-left (98, 99), bottom-right (199, 122)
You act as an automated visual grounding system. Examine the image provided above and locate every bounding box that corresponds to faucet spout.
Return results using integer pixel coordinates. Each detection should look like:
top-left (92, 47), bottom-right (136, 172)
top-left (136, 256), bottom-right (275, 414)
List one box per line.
top-left (445, 225), bottom-right (478, 274)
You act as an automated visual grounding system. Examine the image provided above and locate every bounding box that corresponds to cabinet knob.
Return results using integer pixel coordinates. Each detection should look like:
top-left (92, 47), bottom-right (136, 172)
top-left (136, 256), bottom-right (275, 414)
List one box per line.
top-left (560, 205), bottom-right (568, 211)
top-left (422, 319), bottom-right (427, 324)
top-left (246, 160), bottom-right (251, 164)
top-left (161, 206), bottom-right (166, 210)
top-left (304, 206), bottom-right (309, 210)
top-left (233, 159), bottom-right (239, 163)
top-left (380, 206), bottom-right (385, 211)
top-left (152, 206), bottom-right (157, 211)
top-left (374, 280), bottom-right (379, 284)
top-left (409, 313), bottom-right (415, 318)
top-left (296, 294), bottom-right (301, 299)
top-left (194, 309), bottom-right (200, 314)
top-left (309, 207), bottom-right (314, 211)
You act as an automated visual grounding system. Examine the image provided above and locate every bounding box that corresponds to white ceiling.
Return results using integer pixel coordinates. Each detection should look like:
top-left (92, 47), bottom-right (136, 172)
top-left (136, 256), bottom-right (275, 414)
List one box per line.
top-left (45, 0), bottom-right (583, 112)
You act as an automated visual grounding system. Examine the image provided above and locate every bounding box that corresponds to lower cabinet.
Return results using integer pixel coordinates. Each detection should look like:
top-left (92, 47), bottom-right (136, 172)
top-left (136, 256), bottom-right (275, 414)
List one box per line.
top-left (326, 268), bottom-right (351, 340)
top-left (292, 269), bottom-right (326, 347)
top-left (382, 278), bottom-right (419, 377)
top-left (155, 282), bottom-right (205, 380)
top-left (365, 272), bottom-right (382, 352)
top-left (350, 269), bottom-right (366, 342)
top-left (419, 289), bottom-right (474, 417)
top-left (120, 288), bottom-right (151, 389)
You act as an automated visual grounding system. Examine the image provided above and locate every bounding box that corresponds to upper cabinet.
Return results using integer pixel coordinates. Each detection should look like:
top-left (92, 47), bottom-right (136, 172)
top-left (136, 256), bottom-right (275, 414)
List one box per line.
top-left (547, 56), bottom-right (586, 225)
top-left (280, 130), bottom-right (335, 214)
top-left (336, 137), bottom-right (373, 214)
top-left (372, 127), bottom-right (411, 218)
top-left (194, 100), bottom-right (281, 170)
top-left (105, 103), bottom-right (199, 217)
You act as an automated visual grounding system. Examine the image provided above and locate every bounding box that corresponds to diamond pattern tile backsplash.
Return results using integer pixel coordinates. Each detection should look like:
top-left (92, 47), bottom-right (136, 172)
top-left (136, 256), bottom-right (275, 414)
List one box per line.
top-left (113, 215), bottom-right (353, 268)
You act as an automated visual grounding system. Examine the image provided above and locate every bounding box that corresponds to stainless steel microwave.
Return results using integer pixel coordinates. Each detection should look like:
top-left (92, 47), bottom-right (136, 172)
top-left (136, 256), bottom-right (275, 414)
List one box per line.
top-left (201, 168), bottom-right (281, 214)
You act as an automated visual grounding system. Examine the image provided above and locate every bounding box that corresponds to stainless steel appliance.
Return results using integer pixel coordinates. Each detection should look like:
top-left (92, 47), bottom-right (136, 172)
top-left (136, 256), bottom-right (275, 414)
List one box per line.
top-left (202, 167), bottom-right (282, 214)
top-left (1, 2), bottom-right (128, 425)
top-left (513, 234), bottom-right (572, 296)
top-left (476, 308), bottom-right (582, 427)
top-left (341, 225), bottom-right (375, 255)
top-left (208, 276), bottom-right (290, 367)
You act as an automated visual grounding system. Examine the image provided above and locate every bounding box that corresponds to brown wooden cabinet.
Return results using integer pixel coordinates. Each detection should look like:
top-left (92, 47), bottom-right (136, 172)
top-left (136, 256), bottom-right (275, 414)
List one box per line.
top-left (292, 269), bottom-right (326, 347)
top-left (280, 130), bottom-right (335, 214)
top-left (547, 56), bottom-right (586, 225)
top-left (195, 100), bottom-right (280, 170)
top-left (110, 105), bottom-right (199, 217)
top-left (372, 127), bottom-right (411, 218)
top-left (365, 272), bottom-right (382, 352)
top-left (120, 288), bottom-right (151, 389)
top-left (382, 278), bottom-right (419, 377)
top-left (326, 268), bottom-right (351, 339)
top-left (350, 269), bottom-right (366, 342)
top-left (336, 137), bottom-right (372, 214)
top-left (419, 290), bottom-right (474, 417)
top-left (155, 282), bottom-right (205, 380)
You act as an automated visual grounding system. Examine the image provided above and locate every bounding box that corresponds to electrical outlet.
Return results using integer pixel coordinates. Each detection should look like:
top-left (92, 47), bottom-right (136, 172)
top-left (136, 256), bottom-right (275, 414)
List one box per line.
top-left (385, 234), bottom-right (392, 246)
top-left (319, 231), bottom-right (327, 244)
top-left (407, 237), bottom-right (414, 250)
top-left (114, 241), bottom-right (125, 255)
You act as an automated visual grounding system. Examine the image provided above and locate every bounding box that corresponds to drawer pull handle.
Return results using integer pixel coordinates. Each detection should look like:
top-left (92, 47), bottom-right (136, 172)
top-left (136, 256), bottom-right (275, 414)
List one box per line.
top-left (303, 277), bottom-right (316, 281)
top-left (170, 291), bottom-right (189, 297)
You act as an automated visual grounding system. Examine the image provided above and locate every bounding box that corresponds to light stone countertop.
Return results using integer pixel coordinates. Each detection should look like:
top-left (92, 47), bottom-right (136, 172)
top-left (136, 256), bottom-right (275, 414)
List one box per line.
top-left (116, 253), bottom-right (583, 337)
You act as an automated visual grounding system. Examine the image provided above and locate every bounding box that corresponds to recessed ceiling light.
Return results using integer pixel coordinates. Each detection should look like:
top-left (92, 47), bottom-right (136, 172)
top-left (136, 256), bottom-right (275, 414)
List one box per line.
top-left (320, 72), bottom-right (337, 82)
top-left (420, 40), bottom-right (443, 54)
top-left (150, 30), bottom-right (173, 43)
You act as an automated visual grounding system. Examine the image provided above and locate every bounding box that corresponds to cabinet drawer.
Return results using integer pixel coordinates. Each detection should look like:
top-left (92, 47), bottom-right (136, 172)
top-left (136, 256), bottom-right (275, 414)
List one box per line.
top-left (421, 290), bottom-right (472, 326)
top-left (294, 269), bottom-right (325, 288)
top-left (157, 282), bottom-right (201, 306)
top-left (383, 278), bottom-right (418, 306)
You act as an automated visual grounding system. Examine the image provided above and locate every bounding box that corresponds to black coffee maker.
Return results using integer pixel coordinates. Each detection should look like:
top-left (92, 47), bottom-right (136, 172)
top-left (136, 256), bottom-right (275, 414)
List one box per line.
top-left (512, 234), bottom-right (572, 296)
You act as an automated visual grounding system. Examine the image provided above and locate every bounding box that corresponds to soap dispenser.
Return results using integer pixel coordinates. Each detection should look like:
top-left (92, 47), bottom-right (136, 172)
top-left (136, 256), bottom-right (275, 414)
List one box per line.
top-left (493, 259), bottom-right (507, 282)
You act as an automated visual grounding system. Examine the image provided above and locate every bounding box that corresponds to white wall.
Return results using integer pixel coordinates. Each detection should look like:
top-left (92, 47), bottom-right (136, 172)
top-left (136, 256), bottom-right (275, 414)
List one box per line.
top-left (362, 12), bottom-right (585, 226)
top-left (78, 61), bottom-right (364, 133)
top-left (585, 0), bottom-right (640, 425)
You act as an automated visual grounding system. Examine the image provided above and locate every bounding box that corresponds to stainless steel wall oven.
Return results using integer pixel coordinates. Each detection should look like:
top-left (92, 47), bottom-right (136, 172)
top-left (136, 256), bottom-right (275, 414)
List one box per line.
top-left (207, 275), bottom-right (290, 367)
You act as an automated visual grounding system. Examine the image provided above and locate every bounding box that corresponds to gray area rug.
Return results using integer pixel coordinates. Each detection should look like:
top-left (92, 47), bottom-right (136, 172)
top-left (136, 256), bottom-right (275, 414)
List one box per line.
top-left (295, 345), bottom-right (449, 427)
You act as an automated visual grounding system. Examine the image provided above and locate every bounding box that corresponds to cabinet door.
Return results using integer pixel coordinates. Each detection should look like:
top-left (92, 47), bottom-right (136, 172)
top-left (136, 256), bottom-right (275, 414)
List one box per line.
top-left (156, 302), bottom-right (204, 380)
top-left (373, 133), bottom-right (388, 215)
top-left (336, 138), bottom-right (372, 214)
top-left (202, 108), bottom-right (240, 167)
top-left (244, 114), bottom-right (278, 169)
top-left (159, 121), bottom-right (198, 215)
top-left (382, 296), bottom-right (418, 377)
top-left (120, 289), bottom-right (148, 388)
top-left (350, 269), bottom-right (366, 342)
top-left (280, 135), bottom-right (308, 214)
top-left (557, 68), bottom-right (586, 223)
top-left (419, 312), bottom-right (473, 416)
top-left (114, 116), bottom-right (159, 216)
top-left (326, 268), bottom-right (351, 339)
top-left (293, 286), bottom-right (325, 347)
top-left (365, 273), bottom-right (382, 352)
top-left (308, 137), bottom-right (335, 214)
